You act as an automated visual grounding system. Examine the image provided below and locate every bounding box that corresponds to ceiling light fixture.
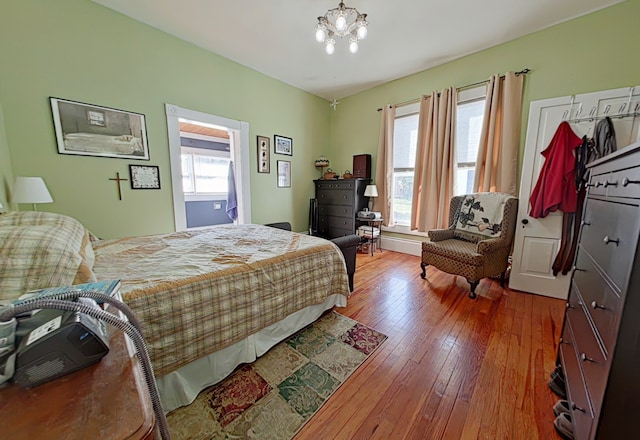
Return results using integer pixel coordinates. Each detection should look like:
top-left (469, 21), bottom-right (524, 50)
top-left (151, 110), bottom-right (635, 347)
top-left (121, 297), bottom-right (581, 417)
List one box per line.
top-left (315, 1), bottom-right (368, 55)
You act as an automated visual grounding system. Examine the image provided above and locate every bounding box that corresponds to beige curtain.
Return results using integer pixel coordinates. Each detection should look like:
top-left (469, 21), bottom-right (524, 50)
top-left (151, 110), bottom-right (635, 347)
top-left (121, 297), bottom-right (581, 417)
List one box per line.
top-left (373, 105), bottom-right (395, 226)
top-left (473, 71), bottom-right (524, 195)
top-left (411, 87), bottom-right (457, 231)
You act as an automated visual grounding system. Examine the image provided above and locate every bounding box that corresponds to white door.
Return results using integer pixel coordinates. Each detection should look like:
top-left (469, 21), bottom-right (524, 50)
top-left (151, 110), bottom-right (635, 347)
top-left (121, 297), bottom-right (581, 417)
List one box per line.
top-left (510, 86), bottom-right (640, 299)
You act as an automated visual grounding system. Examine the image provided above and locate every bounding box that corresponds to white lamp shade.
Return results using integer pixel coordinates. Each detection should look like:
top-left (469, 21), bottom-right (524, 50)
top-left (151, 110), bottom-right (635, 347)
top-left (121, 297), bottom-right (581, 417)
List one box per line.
top-left (13, 177), bottom-right (54, 204)
top-left (364, 185), bottom-right (378, 197)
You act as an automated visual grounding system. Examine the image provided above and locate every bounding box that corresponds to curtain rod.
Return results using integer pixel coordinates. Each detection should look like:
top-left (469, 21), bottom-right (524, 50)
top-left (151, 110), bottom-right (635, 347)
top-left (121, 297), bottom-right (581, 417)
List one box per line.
top-left (376, 68), bottom-right (530, 111)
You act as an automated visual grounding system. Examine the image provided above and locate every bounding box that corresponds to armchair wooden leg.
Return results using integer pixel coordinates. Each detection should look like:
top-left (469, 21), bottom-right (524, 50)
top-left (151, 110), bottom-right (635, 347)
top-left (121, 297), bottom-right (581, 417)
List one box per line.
top-left (468, 280), bottom-right (479, 299)
top-left (420, 262), bottom-right (428, 279)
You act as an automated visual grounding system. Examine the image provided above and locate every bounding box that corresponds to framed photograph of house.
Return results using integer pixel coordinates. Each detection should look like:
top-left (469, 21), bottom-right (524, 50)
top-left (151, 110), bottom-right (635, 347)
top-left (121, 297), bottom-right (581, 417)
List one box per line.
top-left (129, 165), bottom-right (160, 189)
top-left (257, 135), bottom-right (270, 173)
top-left (277, 160), bottom-right (291, 188)
top-left (274, 135), bottom-right (293, 156)
top-left (50, 97), bottom-right (150, 160)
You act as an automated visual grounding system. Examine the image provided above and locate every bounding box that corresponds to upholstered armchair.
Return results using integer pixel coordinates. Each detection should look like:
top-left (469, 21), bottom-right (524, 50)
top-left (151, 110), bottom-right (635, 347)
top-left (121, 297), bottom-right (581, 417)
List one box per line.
top-left (420, 193), bottom-right (518, 299)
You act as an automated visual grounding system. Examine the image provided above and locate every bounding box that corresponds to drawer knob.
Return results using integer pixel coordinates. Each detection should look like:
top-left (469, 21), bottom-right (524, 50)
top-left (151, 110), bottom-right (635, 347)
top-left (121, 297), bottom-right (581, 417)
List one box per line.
top-left (559, 338), bottom-right (571, 345)
top-left (572, 403), bottom-right (586, 413)
top-left (595, 181), bottom-right (603, 187)
top-left (566, 302), bottom-right (575, 309)
top-left (573, 266), bottom-right (585, 272)
top-left (622, 178), bottom-right (640, 187)
top-left (603, 236), bottom-right (620, 245)
top-left (603, 180), bottom-right (618, 188)
top-left (580, 220), bottom-right (591, 227)
top-left (586, 182), bottom-right (596, 188)
top-left (580, 353), bottom-right (596, 363)
top-left (591, 301), bottom-right (606, 310)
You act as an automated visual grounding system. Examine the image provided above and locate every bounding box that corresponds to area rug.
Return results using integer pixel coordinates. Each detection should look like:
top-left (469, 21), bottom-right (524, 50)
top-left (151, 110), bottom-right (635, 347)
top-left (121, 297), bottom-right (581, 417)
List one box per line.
top-left (167, 311), bottom-right (387, 440)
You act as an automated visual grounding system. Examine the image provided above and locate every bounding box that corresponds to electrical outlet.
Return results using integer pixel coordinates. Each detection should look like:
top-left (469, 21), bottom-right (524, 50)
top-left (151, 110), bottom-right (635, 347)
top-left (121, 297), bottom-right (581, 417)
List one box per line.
top-left (213, 202), bottom-right (222, 210)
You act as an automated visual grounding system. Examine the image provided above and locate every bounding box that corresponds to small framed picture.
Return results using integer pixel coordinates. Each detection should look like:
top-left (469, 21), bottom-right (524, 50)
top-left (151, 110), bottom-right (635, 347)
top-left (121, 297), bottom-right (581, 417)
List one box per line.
top-left (129, 165), bottom-right (160, 189)
top-left (274, 135), bottom-right (293, 156)
top-left (50, 97), bottom-right (149, 160)
top-left (277, 160), bottom-right (291, 188)
top-left (257, 135), bottom-right (270, 173)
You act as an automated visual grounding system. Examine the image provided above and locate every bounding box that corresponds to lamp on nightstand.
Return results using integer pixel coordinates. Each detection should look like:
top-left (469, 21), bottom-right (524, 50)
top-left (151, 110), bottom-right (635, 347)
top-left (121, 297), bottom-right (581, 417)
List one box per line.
top-left (12, 176), bottom-right (54, 211)
top-left (364, 184), bottom-right (378, 211)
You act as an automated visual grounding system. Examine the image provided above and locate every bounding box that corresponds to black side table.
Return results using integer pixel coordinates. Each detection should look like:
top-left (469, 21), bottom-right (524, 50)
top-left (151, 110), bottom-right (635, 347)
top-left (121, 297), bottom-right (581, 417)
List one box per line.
top-left (357, 217), bottom-right (383, 256)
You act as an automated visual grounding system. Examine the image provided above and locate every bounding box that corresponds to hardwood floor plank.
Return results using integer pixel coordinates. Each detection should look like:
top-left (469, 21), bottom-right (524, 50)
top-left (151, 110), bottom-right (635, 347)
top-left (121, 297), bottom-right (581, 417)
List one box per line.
top-left (294, 251), bottom-right (565, 440)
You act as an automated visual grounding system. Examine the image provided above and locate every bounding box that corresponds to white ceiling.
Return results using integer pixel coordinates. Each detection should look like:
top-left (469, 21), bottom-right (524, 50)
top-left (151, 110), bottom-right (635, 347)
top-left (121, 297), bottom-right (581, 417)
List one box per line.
top-left (93, 0), bottom-right (623, 101)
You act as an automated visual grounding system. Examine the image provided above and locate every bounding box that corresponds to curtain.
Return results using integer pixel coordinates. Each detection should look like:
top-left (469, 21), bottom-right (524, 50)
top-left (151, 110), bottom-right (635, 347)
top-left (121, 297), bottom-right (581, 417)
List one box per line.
top-left (473, 71), bottom-right (524, 195)
top-left (410, 87), bottom-right (457, 231)
top-left (373, 105), bottom-right (395, 226)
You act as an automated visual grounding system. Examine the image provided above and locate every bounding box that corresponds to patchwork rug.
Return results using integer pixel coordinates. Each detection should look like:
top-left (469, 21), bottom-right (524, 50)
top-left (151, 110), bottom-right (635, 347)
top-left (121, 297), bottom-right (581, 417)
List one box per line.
top-left (167, 311), bottom-right (387, 439)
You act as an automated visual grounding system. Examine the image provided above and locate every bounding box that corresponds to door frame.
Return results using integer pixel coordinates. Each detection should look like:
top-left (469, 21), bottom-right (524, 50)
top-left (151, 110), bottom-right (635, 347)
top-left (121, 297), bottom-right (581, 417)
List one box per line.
top-left (165, 103), bottom-right (251, 231)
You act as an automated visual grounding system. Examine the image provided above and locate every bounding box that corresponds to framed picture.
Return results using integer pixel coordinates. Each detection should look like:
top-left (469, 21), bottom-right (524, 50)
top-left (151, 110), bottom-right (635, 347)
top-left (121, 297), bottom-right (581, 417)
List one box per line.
top-left (50, 97), bottom-right (150, 160)
top-left (257, 135), bottom-right (270, 173)
top-left (274, 135), bottom-right (293, 156)
top-left (129, 165), bottom-right (160, 189)
top-left (277, 160), bottom-right (291, 188)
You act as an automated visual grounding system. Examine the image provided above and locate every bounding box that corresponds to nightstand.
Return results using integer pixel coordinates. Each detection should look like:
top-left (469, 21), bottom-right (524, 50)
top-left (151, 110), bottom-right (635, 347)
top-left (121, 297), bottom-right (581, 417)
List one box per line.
top-left (357, 217), bottom-right (383, 256)
top-left (0, 322), bottom-right (156, 439)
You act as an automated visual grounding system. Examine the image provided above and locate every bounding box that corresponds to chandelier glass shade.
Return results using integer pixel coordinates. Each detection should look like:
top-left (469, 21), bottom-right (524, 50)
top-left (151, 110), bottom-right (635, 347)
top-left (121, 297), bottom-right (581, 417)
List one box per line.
top-left (315, 1), bottom-right (368, 54)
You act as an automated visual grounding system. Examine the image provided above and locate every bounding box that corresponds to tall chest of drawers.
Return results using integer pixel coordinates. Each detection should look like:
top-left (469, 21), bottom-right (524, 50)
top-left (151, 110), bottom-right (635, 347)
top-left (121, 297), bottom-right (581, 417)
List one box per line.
top-left (314, 178), bottom-right (370, 238)
top-left (558, 141), bottom-right (640, 439)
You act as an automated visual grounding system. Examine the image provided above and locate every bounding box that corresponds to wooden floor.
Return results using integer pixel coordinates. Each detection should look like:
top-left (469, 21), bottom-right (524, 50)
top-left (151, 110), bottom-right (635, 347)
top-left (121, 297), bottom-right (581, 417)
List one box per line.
top-left (295, 249), bottom-right (566, 440)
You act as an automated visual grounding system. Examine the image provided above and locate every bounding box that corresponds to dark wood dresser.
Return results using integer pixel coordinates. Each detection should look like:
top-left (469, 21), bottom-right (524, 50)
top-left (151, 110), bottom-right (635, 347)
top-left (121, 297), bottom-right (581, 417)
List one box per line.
top-left (558, 140), bottom-right (640, 439)
top-left (314, 178), bottom-right (370, 238)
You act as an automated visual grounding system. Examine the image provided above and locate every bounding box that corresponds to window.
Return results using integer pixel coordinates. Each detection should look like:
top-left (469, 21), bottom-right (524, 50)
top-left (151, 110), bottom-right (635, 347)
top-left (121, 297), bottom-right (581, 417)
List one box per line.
top-left (391, 86), bottom-right (486, 228)
top-left (181, 147), bottom-right (230, 195)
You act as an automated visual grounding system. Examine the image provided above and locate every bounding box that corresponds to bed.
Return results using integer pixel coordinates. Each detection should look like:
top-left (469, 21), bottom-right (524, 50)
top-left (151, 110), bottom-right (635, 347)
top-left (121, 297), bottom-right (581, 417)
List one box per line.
top-left (0, 211), bottom-right (351, 413)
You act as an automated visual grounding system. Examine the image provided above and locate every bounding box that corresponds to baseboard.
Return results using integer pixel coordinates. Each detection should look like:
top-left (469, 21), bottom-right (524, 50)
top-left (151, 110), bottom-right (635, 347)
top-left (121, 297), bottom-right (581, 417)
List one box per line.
top-left (380, 236), bottom-right (423, 256)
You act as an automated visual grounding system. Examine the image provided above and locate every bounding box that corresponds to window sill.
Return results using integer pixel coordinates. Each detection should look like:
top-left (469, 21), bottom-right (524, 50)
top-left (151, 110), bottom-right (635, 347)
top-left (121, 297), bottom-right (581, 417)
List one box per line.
top-left (381, 224), bottom-right (428, 237)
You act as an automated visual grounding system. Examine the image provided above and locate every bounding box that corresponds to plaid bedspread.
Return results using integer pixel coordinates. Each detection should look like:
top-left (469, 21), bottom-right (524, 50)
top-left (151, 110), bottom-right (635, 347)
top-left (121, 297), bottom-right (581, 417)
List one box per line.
top-left (92, 224), bottom-right (350, 377)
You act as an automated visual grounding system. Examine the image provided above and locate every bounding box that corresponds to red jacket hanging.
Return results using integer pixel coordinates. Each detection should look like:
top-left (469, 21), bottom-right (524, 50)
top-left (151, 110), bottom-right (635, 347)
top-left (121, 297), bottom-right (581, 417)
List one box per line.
top-left (529, 121), bottom-right (582, 218)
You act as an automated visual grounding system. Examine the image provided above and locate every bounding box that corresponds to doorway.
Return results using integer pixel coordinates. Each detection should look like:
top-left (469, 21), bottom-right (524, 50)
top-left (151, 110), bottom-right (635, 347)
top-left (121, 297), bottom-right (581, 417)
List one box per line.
top-left (165, 104), bottom-right (251, 231)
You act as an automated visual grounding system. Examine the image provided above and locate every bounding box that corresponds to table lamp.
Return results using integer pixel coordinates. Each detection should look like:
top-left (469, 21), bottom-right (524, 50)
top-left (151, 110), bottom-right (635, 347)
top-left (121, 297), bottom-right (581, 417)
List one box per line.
top-left (364, 184), bottom-right (378, 211)
top-left (12, 176), bottom-right (54, 211)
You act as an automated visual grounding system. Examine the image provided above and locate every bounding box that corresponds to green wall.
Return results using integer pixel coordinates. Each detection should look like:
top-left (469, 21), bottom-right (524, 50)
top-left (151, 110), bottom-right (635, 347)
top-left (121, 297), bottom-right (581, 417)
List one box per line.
top-left (0, 101), bottom-right (12, 209)
top-left (0, 0), bottom-right (330, 238)
top-left (2, 0), bottom-right (638, 240)
top-left (328, 0), bottom-right (640, 239)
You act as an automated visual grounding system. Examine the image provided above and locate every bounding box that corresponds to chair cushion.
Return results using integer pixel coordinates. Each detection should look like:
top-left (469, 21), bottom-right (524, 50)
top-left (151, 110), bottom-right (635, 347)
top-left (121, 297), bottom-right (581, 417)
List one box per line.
top-left (422, 239), bottom-right (484, 266)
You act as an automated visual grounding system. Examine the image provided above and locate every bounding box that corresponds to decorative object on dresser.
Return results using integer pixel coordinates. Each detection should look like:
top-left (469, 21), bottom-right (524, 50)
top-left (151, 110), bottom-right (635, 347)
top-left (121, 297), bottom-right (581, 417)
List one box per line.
top-left (314, 178), bottom-right (370, 239)
top-left (556, 141), bottom-right (640, 440)
top-left (353, 154), bottom-right (371, 178)
top-left (315, 155), bottom-right (330, 179)
top-left (12, 176), bottom-right (54, 211)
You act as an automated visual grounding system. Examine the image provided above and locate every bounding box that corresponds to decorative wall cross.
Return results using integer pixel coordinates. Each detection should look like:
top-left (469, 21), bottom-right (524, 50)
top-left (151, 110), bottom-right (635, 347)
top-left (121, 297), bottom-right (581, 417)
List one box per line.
top-left (108, 172), bottom-right (128, 201)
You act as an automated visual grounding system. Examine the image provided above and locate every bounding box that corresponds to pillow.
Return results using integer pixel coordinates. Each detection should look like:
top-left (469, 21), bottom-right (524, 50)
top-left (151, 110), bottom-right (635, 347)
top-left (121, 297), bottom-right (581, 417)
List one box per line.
top-left (0, 211), bottom-right (97, 301)
top-left (453, 193), bottom-right (513, 241)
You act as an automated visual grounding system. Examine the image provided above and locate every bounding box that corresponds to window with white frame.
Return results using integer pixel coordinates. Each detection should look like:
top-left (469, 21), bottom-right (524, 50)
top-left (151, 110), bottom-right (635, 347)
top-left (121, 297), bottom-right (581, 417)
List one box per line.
top-left (181, 146), bottom-right (230, 195)
top-left (391, 86), bottom-right (486, 228)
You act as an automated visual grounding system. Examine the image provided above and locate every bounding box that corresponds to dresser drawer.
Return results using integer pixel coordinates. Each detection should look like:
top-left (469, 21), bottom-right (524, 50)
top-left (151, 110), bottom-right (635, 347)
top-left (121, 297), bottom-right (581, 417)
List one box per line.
top-left (319, 204), bottom-right (353, 218)
top-left (580, 198), bottom-right (640, 290)
top-left (559, 317), bottom-right (593, 440)
top-left (573, 251), bottom-right (622, 355)
top-left (317, 189), bottom-right (354, 206)
top-left (315, 180), bottom-right (357, 191)
top-left (566, 289), bottom-right (609, 417)
top-left (589, 166), bottom-right (640, 199)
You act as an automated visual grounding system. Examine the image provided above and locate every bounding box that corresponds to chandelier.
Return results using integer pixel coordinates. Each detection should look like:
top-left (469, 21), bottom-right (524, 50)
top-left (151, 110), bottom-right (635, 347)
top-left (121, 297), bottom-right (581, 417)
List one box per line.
top-left (315, 1), bottom-right (368, 55)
